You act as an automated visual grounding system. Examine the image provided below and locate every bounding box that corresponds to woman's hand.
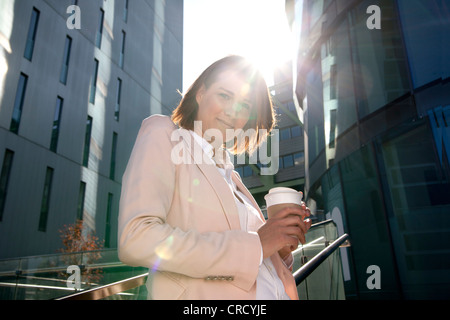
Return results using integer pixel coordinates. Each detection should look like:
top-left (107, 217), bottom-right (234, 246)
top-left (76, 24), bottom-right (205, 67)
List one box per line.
top-left (258, 204), bottom-right (312, 260)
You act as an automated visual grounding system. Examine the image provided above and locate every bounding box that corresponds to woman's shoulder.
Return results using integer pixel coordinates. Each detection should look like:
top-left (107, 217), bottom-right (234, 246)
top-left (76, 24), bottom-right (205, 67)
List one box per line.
top-left (140, 114), bottom-right (178, 135)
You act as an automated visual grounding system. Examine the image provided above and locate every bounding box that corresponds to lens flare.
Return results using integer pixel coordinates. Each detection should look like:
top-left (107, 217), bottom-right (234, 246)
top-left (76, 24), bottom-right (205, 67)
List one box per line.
top-left (155, 235), bottom-right (174, 260)
top-left (151, 235), bottom-right (174, 273)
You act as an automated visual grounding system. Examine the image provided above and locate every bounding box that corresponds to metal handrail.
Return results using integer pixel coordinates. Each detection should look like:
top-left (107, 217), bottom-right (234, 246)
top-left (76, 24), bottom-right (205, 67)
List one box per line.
top-left (308, 218), bottom-right (334, 229)
top-left (293, 233), bottom-right (349, 286)
top-left (55, 220), bottom-right (348, 300)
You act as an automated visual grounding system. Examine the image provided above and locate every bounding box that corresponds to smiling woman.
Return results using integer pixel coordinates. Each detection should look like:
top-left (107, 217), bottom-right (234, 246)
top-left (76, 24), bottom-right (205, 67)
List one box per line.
top-left (195, 71), bottom-right (254, 139)
top-left (172, 55), bottom-right (275, 155)
top-left (183, 0), bottom-right (294, 89)
top-left (118, 55), bottom-right (312, 300)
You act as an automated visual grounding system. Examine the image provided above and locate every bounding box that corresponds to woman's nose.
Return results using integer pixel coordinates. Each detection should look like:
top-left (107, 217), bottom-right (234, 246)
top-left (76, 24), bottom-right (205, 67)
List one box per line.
top-left (224, 102), bottom-right (239, 118)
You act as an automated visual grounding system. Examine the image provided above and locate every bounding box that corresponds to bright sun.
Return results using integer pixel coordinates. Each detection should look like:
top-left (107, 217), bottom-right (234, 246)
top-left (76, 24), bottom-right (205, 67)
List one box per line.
top-left (183, 0), bottom-right (294, 90)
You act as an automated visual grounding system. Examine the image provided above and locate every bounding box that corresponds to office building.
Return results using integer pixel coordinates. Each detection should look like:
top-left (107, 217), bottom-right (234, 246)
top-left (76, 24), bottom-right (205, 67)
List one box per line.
top-left (0, 0), bottom-right (183, 259)
top-left (286, 0), bottom-right (450, 298)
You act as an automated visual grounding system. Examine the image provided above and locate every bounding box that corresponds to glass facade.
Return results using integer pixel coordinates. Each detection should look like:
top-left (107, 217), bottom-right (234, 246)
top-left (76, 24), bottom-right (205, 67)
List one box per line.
top-left (291, 0), bottom-right (450, 299)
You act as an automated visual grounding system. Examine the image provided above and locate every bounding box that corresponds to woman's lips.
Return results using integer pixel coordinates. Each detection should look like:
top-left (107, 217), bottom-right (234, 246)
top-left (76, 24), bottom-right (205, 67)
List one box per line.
top-left (217, 118), bottom-right (233, 128)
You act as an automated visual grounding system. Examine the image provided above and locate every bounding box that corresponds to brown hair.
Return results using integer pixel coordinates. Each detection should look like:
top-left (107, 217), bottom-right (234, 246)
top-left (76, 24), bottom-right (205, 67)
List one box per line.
top-left (171, 55), bottom-right (276, 155)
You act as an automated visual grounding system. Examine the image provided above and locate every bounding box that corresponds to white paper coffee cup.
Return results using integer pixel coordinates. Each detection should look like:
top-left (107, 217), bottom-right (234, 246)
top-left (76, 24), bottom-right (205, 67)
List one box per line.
top-left (264, 188), bottom-right (305, 250)
top-left (264, 187), bottom-right (303, 208)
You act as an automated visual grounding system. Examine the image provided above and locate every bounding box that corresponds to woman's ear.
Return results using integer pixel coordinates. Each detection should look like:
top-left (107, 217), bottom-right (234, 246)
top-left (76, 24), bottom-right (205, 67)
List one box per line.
top-left (196, 85), bottom-right (206, 104)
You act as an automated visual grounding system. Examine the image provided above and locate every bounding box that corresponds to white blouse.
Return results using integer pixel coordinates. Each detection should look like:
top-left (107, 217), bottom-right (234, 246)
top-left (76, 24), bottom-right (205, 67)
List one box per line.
top-left (189, 130), bottom-right (290, 300)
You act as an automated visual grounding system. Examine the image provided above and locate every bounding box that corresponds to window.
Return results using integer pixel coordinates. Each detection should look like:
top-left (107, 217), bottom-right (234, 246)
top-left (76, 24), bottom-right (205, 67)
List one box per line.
top-left (60, 36), bottom-right (72, 85)
top-left (119, 31), bottom-right (126, 69)
top-left (287, 101), bottom-right (296, 112)
top-left (77, 181), bottom-right (86, 221)
top-left (280, 128), bottom-right (291, 140)
top-left (10, 73), bottom-right (28, 134)
top-left (24, 8), bottom-right (40, 61)
top-left (115, 78), bottom-right (122, 121)
top-left (329, 109), bottom-right (337, 148)
top-left (243, 165), bottom-right (253, 177)
top-left (105, 193), bottom-right (113, 248)
top-left (381, 124), bottom-right (450, 296)
top-left (348, 1), bottom-right (409, 117)
top-left (0, 150), bottom-right (14, 221)
top-left (89, 59), bottom-right (99, 104)
top-left (38, 167), bottom-right (54, 232)
top-left (235, 165), bottom-right (253, 177)
top-left (291, 126), bottom-right (302, 138)
top-left (279, 153), bottom-right (299, 169)
top-left (280, 126), bottom-right (302, 140)
top-left (330, 64), bottom-right (337, 100)
top-left (95, 9), bottom-right (104, 48)
top-left (50, 97), bottom-right (63, 152)
top-left (110, 132), bottom-right (118, 180)
top-left (82, 116), bottom-right (93, 167)
top-left (283, 154), bottom-right (294, 168)
top-left (123, 0), bottom-right (129, 22)
top-left (294, 152), bottom-right (305, 166)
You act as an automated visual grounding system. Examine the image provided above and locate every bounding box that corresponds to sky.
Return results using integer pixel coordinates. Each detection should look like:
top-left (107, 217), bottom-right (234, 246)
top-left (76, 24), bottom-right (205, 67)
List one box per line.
top-left (182, 0), bottom-right (294, 91)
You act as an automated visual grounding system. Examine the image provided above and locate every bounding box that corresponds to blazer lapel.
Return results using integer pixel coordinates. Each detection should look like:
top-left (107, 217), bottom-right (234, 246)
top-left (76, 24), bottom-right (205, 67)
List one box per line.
top-left (176, 128), bottom-right (241, 230)
top-left (231, 171), bottom-right (266, 225)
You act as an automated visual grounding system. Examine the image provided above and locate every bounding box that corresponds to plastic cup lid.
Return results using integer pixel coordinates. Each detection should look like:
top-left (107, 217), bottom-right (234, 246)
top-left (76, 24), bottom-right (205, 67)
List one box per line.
top-left (264, 187), bottom-right (303, 207)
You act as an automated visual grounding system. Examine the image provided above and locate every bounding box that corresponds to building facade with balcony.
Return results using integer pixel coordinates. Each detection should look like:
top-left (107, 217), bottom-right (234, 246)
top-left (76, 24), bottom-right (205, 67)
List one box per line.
top-left (0, 0), bottom-right (183, 259)
top-left (286, 0), bottom-right (450, 299)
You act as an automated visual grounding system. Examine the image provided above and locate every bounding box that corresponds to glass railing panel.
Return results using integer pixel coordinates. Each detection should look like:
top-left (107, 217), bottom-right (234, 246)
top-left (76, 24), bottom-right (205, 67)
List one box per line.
top-left (0, 249), bottom-right (147, 300)
top-left (2, 223), bottom-right (349, 300)
top-left (293, 220), bottom-right (347, 300)
top-left (0, 258), bottom-right (21, 300)
top-left (0, 253), bottom-right (79, 300)
top-left (100, 283), bottom-right (148, 300)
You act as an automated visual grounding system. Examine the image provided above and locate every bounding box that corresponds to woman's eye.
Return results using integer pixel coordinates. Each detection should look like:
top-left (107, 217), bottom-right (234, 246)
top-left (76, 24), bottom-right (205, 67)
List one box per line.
top-left (233, 103), bottom-right (251, 115)
top-left (236, 103), bottom-right (250, 112)
top-left (219, 93), bottom-right (231, 100)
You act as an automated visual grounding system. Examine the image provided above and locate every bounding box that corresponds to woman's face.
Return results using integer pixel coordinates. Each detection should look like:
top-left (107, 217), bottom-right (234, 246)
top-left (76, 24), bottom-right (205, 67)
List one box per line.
top-left (195, 70), bottom-right (253, 142)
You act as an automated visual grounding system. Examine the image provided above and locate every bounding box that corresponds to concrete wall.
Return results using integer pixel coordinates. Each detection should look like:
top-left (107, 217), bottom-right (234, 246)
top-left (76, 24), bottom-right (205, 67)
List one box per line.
top-left (0, 0), bottom-right (183, 259)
